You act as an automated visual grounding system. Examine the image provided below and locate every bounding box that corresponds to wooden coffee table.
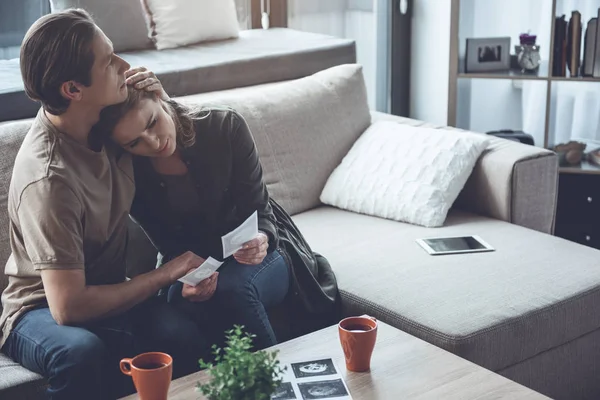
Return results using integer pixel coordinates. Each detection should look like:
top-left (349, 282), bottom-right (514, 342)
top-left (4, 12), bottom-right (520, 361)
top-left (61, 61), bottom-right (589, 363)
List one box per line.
top-left (121, 321), bottom-right (548, 399)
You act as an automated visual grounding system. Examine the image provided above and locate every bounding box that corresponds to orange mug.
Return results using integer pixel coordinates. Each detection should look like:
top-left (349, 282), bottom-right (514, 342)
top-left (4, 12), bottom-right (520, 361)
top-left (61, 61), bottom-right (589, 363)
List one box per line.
top-left (120, 352), bottom-right (173, 400)
top-left (338, 315), bottom-right (378, 372)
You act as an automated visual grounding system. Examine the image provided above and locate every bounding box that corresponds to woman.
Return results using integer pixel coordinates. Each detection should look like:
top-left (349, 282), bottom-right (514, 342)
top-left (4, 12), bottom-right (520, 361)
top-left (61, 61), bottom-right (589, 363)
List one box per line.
top-left (92, 86), bottom-right (338, 349)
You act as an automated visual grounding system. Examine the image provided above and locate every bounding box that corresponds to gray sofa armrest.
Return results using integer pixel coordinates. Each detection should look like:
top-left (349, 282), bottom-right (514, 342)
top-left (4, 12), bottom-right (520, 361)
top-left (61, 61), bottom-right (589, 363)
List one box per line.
top-left (369, 111), bottom-right (559, 234)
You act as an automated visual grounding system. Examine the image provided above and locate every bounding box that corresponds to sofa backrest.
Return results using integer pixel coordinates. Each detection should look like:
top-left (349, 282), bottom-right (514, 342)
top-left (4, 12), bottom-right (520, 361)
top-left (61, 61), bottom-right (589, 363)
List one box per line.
top-left (178, 64), bottom-right (372, 215)
top-left (0, 119), bottom-right (32, 312)
top-left (0, 64), bottom-right (373, 298)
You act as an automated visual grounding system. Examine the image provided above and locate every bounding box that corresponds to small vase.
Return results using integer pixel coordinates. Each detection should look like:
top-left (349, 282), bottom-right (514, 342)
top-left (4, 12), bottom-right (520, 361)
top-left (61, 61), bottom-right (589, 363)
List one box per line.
top-left (514, 44), bottom-right (541, 73)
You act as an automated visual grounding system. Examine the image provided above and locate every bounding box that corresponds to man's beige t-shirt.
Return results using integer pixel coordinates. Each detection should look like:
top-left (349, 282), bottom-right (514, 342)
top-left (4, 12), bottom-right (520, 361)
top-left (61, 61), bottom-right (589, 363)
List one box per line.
top-left (0, 109), bottom-right (134, 347)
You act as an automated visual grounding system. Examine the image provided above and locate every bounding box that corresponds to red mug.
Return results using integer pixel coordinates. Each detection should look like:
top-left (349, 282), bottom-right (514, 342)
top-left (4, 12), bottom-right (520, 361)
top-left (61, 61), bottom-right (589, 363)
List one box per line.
top-left (338, 315), bottom-right (378, 372)
top-left (120, 352), bottom-right (172, 400)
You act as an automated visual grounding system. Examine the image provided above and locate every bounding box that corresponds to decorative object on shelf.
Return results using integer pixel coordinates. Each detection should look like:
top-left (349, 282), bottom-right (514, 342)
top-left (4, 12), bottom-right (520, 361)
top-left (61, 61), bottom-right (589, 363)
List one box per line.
top-left (465, 37), bottom-right (511, 72)
top-left (567, 11), bottom-right (582, 77)
top-left (197, 325), bottom-right (285, 400)
top-left (582, 17), bottom-right (597, 76)
top-left (515, 33), bottom-right (541, 72)
top-left (553, 141), bottom-right (587, 166)
top-left (586, 148), bottom-right (600, 167)
top-left (519, 32), bottom-right (537, 46)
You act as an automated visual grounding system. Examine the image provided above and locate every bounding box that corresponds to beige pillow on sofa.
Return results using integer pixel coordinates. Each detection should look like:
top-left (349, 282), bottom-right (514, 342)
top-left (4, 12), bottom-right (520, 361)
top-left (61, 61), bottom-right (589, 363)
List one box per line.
top-left (50, 0), bottom-right (153, 52)
top-left (143, 0), bottom-right (240, 50)
top-left (320, 122), bottom-right (489, 227)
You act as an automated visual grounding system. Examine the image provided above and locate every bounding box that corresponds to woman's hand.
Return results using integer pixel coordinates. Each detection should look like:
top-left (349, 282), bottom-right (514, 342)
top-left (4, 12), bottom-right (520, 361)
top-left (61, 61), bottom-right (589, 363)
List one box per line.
top-left (234, 232), bottom-right (269, 265)
top-left (125, 66), bottom-right (170, 100)
top-left (182, 271), bottom-right (219, 302)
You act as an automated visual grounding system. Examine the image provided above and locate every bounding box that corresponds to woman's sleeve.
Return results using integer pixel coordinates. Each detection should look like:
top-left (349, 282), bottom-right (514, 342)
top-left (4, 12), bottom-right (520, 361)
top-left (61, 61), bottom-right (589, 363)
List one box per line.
top-left (229, 111), bottom-right (279, 252)
top-left (130, 191), bottom-right (182, 260)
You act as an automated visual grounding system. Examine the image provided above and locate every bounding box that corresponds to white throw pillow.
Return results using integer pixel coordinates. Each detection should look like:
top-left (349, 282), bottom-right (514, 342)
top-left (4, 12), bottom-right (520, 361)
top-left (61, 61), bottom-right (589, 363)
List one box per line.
top-left (320, 121), bottom-right (489, 227)
top-left (143, 0), bottom-right (240, 50)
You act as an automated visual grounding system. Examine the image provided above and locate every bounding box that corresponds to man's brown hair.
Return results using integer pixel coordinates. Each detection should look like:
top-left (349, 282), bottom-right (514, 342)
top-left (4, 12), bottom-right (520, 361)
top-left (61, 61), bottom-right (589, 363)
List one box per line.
top-left (20, 9), bottom-right (97, 115)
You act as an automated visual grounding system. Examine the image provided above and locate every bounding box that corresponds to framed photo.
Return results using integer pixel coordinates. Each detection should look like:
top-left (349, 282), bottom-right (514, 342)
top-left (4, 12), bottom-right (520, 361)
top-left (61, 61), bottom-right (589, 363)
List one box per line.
top-left (465, 37), bottom-right (511, 72)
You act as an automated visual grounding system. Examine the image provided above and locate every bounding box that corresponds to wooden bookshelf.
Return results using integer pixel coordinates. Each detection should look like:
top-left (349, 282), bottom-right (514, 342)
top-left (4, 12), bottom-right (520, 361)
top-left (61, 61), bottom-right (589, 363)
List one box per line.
top-left (447, 0), bottom-right (600, 150)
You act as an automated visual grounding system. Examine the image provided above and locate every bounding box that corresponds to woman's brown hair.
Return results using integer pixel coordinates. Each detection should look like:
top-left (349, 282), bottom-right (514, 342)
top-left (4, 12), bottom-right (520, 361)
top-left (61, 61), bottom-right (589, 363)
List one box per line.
top-left (91, 87), bottom-right (204, 150)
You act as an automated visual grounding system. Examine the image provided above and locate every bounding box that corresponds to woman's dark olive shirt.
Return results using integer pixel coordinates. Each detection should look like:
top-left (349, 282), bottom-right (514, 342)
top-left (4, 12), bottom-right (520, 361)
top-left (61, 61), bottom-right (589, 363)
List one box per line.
top-left (130, 107), bottom-right (278, 261)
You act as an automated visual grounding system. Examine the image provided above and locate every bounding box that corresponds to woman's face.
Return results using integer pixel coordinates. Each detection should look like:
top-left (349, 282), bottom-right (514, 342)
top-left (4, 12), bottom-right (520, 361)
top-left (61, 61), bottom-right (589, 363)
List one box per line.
top-left (111, 96), bottom-right (177, 157)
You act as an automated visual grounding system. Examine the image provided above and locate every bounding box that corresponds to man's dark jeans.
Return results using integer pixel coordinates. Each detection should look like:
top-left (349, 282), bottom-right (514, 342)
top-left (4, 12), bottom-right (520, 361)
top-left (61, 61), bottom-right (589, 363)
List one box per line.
top-left (2, 298), bottom-right (210, 400)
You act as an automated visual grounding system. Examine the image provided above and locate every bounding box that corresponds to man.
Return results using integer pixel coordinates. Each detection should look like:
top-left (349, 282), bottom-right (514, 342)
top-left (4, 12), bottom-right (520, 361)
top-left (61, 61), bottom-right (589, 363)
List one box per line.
top-left (0, 9), bottom-right (212, 399)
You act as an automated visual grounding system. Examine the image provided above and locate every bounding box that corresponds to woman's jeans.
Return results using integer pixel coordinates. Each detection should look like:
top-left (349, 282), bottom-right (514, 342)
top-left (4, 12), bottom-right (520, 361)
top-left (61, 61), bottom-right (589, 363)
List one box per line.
top-left (168, 249), bottom-right (290, 351)
top-left (2, 298), bottom-right (211, 400)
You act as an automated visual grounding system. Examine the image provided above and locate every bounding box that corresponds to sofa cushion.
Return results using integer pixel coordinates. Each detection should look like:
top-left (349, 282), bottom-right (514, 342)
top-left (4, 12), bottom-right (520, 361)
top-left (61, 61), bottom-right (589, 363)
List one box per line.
top-left (292, 206), bottom-right (600, 372)
top-left (143, 0), bottom-right (239, 50)
top-left (320, 121), bottom-right (489, 227)
top-left (0, 28), bottom-right (355, 123)
top-left (177, 64), bottom-right (371, 215)
top-left (0, 59), bottom-right (38, 122)
top-left (49, 0), bottom-right (153, 53)
top-left (0, 353), bottom-right (45, 396)
top-left (0, 119), bottom-right (32, 309)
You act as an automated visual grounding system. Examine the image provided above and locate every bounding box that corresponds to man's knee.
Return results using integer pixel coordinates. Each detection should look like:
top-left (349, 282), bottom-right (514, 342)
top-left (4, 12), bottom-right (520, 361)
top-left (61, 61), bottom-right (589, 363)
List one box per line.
top-left (51, 331), bottom-right (106, 371)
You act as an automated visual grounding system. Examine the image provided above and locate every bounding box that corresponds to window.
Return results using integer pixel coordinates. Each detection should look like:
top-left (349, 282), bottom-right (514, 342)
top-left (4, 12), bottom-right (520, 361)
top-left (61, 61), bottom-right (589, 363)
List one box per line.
top-left (0, 0), bottom-right (50, 60)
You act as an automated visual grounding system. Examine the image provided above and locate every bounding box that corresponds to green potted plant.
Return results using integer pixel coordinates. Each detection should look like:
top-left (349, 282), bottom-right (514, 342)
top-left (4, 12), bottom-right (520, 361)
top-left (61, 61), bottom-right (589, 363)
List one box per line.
top-left (197, 325), bottom-right (286, 400)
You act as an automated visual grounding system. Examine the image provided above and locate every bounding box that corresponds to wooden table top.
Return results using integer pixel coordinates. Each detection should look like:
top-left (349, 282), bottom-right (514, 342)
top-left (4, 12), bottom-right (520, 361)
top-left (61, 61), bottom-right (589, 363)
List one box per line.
top-left (121, 321), bottom-right (548, 399)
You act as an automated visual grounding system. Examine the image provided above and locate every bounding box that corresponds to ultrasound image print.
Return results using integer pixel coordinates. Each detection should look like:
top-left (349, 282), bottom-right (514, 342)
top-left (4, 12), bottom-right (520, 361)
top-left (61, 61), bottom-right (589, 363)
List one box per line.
top-left (271, 382), bottom-right (296, 400)
top-left (291, 359), bottom-right (337, 379)
top-left (298, 379), bottom-right (349, 399)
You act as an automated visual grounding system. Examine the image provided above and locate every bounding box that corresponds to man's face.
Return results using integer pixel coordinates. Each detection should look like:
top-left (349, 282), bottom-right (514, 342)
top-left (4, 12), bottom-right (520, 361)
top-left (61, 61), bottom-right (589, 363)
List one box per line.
top-left (79, 29), bottom-right (130, 108)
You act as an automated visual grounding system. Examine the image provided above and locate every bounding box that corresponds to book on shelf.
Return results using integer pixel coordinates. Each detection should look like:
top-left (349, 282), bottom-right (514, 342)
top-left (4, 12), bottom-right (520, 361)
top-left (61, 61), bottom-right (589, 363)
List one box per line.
top-left (567, 11), bottom-right (582, 77)
top-left (553, 15), bottom-right (568, 76)
top-left (594, 8), bottom-right (600, 78)
top-left (583, 17), bottom-right (597, 76)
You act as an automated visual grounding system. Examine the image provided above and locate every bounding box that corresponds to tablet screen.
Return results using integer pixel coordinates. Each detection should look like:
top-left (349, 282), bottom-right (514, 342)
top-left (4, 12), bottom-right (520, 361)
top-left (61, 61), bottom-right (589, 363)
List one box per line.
top-left (422, 236), bottom-right (487, 252)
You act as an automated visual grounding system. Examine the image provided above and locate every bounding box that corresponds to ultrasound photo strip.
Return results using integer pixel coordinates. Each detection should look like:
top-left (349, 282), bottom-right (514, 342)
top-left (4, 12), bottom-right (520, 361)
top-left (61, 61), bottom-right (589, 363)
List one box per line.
top-left (291, 359), bottom-right (337, 379)
top-left (271, 382), bottom-right (297, 400)
top-left (297, 379), bottom-right (349, 400)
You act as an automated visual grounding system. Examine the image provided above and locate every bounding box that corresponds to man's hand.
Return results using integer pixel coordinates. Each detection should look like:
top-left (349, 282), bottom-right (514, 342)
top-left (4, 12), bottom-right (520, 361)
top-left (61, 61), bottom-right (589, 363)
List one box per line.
top-left (233, 232), bottom-right (269, 265)
top-left (40, 251), bottom-right (206, 326)
top-left (182, 272), bottom-right (219, 302)
top-left (125, 66), bottom-right (170, 100)
top-left (164, 251), bottom-right (206, 281)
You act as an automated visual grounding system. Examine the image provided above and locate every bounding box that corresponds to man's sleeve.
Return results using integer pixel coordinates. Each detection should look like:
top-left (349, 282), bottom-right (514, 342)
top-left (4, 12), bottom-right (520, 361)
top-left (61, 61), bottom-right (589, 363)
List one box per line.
top-left (16, 179), bottom-right (85, 270)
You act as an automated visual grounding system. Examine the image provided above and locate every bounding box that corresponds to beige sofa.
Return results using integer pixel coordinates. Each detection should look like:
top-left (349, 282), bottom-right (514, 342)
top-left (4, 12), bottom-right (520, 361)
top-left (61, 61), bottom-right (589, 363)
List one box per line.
top-left (2, 65), bottom-right (600, 400)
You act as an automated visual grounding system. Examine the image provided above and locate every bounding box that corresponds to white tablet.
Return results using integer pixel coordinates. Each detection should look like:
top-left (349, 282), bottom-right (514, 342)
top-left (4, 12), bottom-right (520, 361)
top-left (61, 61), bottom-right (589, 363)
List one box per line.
top-left (416, 235), bottom-right (494, 255)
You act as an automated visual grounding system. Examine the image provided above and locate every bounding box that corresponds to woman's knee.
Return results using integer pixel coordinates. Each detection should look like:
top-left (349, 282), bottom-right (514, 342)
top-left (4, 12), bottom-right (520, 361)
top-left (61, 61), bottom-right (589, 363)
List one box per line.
top-left (217, 253), bottom-right (289, 306)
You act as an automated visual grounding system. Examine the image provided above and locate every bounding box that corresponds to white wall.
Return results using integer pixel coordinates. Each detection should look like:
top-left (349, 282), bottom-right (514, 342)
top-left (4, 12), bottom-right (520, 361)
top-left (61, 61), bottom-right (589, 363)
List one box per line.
top-left (287, 5), bottom-right (378, 110)
top-left (288, 11), bottom-right (346, 37)
top-left (409, 0), bottom-right (451, 125)
top-left (345, 11), bottom-right (377, 110)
